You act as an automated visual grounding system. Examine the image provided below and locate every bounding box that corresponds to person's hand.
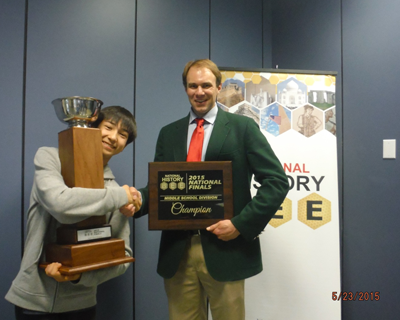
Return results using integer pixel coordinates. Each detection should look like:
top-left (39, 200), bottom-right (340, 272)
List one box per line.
top-left (206, 220), bottom-right (240, 241)
top-left (45, 263), bottom-right (81, 282)
top-left (129, 187), bottom-right (142, 212)
top-left (122, 185), bottom-right (134, 204)
top-left (119, 203), bottom-right (135, 217)
top-left (120, 186), bottom-right (142, 217)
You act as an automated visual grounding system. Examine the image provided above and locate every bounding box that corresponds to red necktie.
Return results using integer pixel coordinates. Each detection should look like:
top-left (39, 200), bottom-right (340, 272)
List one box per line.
top-left (187, 118), bottom-right (205, 162)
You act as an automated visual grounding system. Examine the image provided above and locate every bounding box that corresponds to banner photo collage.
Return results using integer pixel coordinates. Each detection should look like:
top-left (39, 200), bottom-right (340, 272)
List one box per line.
top-left (217, 69), bottom-right (340, 320)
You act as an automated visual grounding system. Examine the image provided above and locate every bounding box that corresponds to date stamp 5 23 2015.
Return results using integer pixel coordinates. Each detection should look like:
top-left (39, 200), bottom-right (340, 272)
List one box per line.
top-left (332, 291), bottom-right (380, 301)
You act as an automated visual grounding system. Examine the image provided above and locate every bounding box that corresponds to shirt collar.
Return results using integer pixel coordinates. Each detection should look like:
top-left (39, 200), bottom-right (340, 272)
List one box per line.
top-left (189, 104), bottom-right (218, 124)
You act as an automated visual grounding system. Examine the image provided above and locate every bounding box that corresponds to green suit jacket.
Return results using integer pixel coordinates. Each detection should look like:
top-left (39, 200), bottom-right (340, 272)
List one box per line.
top-left (137, 108), bottom-right (289, 281)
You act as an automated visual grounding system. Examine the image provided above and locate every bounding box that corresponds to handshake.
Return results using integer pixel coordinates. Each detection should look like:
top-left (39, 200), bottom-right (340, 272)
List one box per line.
top-left (120, 185), bottom-right (142, 217)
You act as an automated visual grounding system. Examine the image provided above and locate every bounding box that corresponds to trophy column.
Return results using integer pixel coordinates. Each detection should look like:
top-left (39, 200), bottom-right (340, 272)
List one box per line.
top-left (58, 126), bottom-right (106, 228)
top-left (40, 96), bottom-right (134, 275)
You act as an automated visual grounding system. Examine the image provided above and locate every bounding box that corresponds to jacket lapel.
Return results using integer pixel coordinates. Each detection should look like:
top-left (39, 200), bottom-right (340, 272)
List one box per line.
top-left (205, 108), bottom-right (230, 161)
top-left (172, 114), bottom-right (190, 161)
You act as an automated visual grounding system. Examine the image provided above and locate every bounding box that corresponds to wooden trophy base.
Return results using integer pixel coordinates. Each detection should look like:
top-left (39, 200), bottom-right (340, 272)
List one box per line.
top-left (40, 238), bottom-right (134, 275)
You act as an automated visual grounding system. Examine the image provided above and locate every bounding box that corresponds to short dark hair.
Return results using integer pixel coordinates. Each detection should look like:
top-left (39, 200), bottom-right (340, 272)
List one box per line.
top-left (182, 59), bottom-right (222, 88)
top-left (91, 106), bottom-right (137, 145)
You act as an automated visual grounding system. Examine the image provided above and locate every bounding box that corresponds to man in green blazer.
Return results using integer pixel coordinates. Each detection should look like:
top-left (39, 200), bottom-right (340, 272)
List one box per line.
top-left (136, 59), bottom-right (289, 320)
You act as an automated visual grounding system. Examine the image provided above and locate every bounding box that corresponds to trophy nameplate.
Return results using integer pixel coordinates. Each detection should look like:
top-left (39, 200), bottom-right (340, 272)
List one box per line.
top-left (148, 161), bottom-right (233, 230)
top-left (56, 224), bottom-right (112, 244)
top-left (39, 96), bottom-right (134, 275)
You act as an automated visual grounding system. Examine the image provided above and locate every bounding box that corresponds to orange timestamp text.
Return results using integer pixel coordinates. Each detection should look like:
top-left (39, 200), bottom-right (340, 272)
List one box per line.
top-left (332, 291), bottom-right (380, 301)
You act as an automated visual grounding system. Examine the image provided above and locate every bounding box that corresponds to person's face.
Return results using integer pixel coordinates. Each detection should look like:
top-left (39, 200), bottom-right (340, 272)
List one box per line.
top-left (98, 119), bottom-right (129, 165)
top-left (185, 67), bottom-right (222, 117)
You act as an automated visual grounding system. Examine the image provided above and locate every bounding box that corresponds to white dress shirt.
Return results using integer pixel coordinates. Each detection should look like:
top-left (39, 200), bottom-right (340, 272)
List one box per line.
top-left (187, 105), bottom-right (219, 161)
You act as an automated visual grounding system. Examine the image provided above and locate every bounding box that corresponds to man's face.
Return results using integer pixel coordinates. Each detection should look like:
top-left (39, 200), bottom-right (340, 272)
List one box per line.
top-left (185, 67), bottom-right (222, 117)
top-left (98, 119), bottom-right (129, 165)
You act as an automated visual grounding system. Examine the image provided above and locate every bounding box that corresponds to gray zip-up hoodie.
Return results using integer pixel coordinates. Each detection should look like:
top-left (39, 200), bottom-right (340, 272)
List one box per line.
top-left (5, 147), bottom-right (132, 313)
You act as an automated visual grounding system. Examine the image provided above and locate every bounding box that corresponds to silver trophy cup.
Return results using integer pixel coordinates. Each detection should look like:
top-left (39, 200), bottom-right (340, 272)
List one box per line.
top-left (52, 96), bottom-right (103, 128)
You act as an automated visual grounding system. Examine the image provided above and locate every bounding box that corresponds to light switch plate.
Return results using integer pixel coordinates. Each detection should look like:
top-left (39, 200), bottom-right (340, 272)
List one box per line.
top-left (383, 139), bottom-right (396, 159)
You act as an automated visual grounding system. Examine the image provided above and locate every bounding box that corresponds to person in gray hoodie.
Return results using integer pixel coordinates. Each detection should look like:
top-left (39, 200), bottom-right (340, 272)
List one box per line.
top-left (5, 106), bottom-right (140, 320)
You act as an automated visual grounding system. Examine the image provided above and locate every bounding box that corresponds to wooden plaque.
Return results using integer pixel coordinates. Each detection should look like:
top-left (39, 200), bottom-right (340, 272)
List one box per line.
top-left (148, 161), bottom-right (233, 230)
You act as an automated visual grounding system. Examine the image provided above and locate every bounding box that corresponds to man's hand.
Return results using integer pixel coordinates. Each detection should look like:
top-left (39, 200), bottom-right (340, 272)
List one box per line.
top-left (45, 263), bottom-right (81, 282)
top-left (120, 186), bottom-right (142, 217)
top-left (206, 220), bottom-right (240, 241)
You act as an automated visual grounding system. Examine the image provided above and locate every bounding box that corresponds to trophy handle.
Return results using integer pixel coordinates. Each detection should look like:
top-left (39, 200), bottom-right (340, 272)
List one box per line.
top-left (96, 99), bottom-right (102, 109)
top-left (89, 115), bottom-right (99, 123)
top-left (91, 99), bottom-right (103, 123)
